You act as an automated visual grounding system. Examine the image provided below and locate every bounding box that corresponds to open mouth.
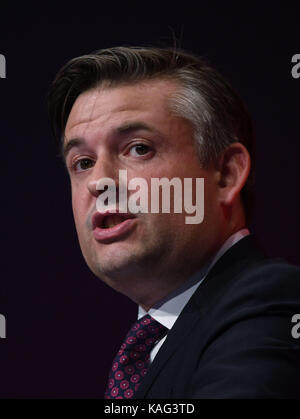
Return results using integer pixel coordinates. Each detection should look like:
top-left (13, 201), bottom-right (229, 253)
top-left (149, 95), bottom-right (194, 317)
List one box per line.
top-left (91, 211), bottom-right (137, 243)
top-left (92, 211), bottom-right (136, 230)
top-left (102, 214), bottom-right (130, 229)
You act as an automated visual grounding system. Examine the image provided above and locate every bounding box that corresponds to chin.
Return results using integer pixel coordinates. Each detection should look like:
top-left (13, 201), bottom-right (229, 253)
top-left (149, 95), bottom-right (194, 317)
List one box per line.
top-left (86, 243), bottom-right (142, 278)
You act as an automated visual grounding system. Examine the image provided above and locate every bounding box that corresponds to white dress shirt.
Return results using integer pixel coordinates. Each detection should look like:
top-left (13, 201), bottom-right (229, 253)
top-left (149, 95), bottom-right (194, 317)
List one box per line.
top-left (138, 228), bottom-right (250, 362)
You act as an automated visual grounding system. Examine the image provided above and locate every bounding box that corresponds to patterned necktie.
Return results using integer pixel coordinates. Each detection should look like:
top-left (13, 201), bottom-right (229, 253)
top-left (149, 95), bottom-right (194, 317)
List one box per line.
top-left (104, 314), bottom-right (168, 399)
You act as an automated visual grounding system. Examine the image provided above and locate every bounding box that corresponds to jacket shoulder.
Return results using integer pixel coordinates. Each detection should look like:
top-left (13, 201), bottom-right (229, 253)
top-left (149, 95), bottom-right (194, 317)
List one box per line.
top-left (188, 259), bottom-right (300, 398)
top-left (228, 258), bottom-right (300, 304)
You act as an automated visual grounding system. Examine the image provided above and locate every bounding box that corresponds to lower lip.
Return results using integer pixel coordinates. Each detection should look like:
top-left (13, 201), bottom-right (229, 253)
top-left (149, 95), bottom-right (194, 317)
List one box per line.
top-left (93, 218), bottom-right (137, 243)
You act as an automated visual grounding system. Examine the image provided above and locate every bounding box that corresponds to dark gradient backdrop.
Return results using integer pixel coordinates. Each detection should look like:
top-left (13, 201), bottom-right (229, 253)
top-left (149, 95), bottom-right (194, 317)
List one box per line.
top-left (1, 2), bottom-right (299, 398)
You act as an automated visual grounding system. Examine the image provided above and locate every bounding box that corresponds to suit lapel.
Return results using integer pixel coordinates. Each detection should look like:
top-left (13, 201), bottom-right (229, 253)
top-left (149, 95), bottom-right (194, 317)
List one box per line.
top-left (135, 235), bottom-right (266, 398)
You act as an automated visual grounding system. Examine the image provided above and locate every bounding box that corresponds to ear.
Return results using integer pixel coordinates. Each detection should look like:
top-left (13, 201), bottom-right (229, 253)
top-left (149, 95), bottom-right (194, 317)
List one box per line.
top-left (216, 142), bottom-right (251, 208)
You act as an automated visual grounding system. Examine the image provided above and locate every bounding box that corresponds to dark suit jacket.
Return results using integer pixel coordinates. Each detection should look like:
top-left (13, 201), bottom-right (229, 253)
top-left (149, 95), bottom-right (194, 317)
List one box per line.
top-left (135, 235), bottom-right (300, 399)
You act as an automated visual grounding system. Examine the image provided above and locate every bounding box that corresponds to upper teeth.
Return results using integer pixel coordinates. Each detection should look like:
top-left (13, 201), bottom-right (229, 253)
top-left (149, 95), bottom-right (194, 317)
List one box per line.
top-left (104, 214), bottom-right (124, 228)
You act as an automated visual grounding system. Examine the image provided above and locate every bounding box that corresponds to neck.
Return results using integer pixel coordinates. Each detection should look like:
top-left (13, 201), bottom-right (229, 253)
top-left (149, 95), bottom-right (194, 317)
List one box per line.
top-left (138, 225), bottom-right (248, 311)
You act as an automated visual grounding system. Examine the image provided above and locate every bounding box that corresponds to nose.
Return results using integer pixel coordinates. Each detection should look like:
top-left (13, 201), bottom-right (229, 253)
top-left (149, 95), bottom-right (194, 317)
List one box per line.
top-left (87, 156), bottom-right (118, 198)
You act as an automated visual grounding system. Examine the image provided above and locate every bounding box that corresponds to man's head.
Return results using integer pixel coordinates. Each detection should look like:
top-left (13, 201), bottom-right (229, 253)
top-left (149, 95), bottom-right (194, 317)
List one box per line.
top-left (48, 47), bottom-right (254, 308)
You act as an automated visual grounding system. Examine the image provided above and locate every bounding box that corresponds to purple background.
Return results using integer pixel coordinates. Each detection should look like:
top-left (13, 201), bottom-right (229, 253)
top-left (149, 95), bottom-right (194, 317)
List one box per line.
top-left (1, 2), bottom-right (299, 397)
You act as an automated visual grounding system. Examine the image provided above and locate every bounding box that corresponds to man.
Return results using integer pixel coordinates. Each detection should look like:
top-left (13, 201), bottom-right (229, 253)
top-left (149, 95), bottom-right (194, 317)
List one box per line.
top-left (48, 46), bottom-right (300, 398)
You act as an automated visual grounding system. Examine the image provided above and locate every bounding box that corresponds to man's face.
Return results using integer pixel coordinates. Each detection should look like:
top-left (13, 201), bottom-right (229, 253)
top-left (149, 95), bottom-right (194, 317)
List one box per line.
top-left (64, 79), bottom-right (221, 303)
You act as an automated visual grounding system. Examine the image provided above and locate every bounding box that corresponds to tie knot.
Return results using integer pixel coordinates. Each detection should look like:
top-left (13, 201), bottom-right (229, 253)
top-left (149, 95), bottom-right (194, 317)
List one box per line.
top-left (123, 314), bottom-right (167, 350)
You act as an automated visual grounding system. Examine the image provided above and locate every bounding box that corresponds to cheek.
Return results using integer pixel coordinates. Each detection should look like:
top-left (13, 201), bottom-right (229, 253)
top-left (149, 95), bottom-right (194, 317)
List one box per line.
top-left (202, 181), bottom-right (220, 224)
top-left (71, 188), bottom-right (87, 232)
top-left (71, 190), bottom-right (79, 218)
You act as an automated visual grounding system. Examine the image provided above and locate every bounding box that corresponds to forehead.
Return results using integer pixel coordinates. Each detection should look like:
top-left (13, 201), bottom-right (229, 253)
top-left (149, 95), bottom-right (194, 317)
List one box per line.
top-left (64, 79), bottom-right (179, 141)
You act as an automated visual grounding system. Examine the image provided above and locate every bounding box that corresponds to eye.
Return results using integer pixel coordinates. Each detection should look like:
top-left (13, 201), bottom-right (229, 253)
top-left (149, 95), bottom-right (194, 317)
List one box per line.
top-left (129, 144), bottom-right (152, 157)
top-left (72, 158), bottom-right (95, 173)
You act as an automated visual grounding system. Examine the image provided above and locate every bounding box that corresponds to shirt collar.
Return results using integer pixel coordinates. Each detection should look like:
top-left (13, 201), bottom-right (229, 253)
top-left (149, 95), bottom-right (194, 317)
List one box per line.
top-left (138, 228), bottom-right (250, 330)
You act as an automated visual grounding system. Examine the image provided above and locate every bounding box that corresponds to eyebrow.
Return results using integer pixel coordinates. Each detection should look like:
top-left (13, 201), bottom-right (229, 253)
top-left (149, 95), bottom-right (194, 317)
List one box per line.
top-left (62, 138), bottom-right (85, 161)
top-left (116, 121), bottom-right (155, 135)
top-left (62, 121), bottom-right (158, 162)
